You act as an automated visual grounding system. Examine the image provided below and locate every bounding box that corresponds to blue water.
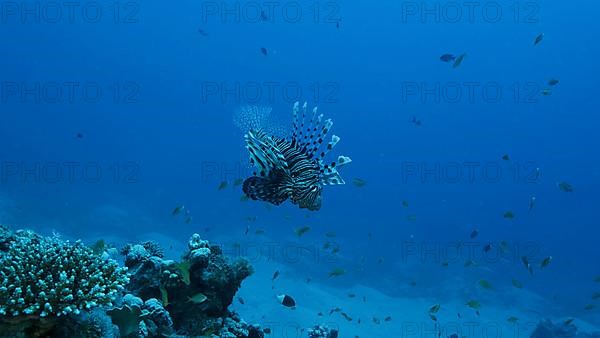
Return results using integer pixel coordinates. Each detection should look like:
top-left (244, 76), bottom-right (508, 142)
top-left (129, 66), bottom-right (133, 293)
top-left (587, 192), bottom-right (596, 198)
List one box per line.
top-left (2, 0), bottom-right (600, 334)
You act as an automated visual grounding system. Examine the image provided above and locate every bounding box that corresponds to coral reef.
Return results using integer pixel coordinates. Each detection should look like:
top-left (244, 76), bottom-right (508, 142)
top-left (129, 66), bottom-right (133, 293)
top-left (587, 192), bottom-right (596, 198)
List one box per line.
top-left (0, 225), bottom-right (261, 338)
top-left (0, 224), bottom-right (13, 251)
top-left (0, 225), bottom-right (129, 337)
top-left (55, 309), bottom-right (119, 338)
top-left (120, 243), bottom-right (164, 300)
top-left (120, 240), bottom-right (164, 259)
top-left (122, 233), bottom-right (260, 337)
top-left (531, 319), bottom-right (600, 338)
top-left (106, 294), bottom-right (174, 337)
top-left (307, 325), bottom-right (340, 338)
top-left (0, 228), bottom-right (129, 317)
top-left (200, 312), bottom-right (263, 338)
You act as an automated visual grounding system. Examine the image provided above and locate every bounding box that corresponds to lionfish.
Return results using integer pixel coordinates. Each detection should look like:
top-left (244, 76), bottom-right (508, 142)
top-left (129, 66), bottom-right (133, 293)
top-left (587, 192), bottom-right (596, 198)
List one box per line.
top-left (241, 102), bottom-right (351, 211)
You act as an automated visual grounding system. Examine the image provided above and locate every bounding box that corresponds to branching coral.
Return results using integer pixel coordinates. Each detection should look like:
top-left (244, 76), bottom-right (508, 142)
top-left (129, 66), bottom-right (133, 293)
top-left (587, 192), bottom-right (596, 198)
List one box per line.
top-left (0, 228), bottom-right (129, 318)
top-left (0, 226), bottom-right (259, 338)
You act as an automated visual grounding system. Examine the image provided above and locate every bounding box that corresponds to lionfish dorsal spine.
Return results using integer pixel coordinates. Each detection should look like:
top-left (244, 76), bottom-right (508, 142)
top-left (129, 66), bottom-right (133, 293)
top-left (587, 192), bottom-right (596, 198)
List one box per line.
top-left (292, 101), bottom-right (301, 144)
top-left (297, 102), bottom-right (308, 142)
top-left (306, 106), bottom-right (317, 133)
top-left (319, 134), bottom-right (340, 158)
top-left (303, 106), bottom-right (318, 144)
top-left (303, 110), bottom-right (326, 157)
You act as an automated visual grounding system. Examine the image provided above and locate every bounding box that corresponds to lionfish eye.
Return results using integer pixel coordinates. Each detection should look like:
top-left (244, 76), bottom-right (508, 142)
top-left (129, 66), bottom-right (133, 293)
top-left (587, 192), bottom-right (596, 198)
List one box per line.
top-left (311, 186), bottom-right (318, 192)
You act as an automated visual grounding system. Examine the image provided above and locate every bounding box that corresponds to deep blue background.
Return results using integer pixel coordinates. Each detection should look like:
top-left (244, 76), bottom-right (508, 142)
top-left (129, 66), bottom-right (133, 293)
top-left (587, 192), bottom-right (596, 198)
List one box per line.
top-left (1, 0), bottom-right (599, 323)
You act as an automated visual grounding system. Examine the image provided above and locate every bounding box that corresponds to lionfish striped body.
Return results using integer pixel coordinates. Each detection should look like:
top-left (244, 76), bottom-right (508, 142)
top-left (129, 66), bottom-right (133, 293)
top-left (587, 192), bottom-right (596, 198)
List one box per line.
top-left (242, 102), bottom-right (351, 211)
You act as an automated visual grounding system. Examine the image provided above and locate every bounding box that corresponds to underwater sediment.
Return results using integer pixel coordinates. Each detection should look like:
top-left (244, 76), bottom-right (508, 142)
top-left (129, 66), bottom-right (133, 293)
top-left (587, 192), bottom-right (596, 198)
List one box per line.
top-left (0, 224), bottom-right (264, 337)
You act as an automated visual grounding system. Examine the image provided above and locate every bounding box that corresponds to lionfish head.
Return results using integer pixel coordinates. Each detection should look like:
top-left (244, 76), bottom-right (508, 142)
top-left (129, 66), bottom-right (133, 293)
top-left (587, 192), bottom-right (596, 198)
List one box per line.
top-left (301, 190), bottom-right (322, 211)
top-left (291, 173), bottom-right (323, 211)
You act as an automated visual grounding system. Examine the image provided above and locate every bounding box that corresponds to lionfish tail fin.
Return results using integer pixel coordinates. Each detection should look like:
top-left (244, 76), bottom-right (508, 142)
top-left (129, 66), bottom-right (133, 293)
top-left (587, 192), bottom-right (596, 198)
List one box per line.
top-left (242, 176), bottom-right (290, 205)
top-left (321, 155), bottom-right (352, 185)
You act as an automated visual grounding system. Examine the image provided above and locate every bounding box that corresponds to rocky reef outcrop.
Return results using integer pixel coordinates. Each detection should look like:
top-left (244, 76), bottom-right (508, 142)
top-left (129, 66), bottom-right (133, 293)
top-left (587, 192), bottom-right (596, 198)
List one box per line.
top-left (531, 319), bottom-right (600, 338)
top-left (307, 325), bottom-right (339, 338)
top-left (120, 233), bottom-right (260, 337)
top-left (0, 224), bottom-right (262, 338)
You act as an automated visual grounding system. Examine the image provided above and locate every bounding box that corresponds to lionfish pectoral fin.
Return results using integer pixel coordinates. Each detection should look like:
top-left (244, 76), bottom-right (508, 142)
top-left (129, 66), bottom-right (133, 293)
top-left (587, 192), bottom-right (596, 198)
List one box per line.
top-left (322, 155), bottom-right (352, 185)
top-left (242, 176), bottom-right (291, 205)
top-left (323, 172), bottom-right (345, 185)
top-left (245, 130), bottom-right (289, 176)
top-left (336, 155), bottom-right (352, 167)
